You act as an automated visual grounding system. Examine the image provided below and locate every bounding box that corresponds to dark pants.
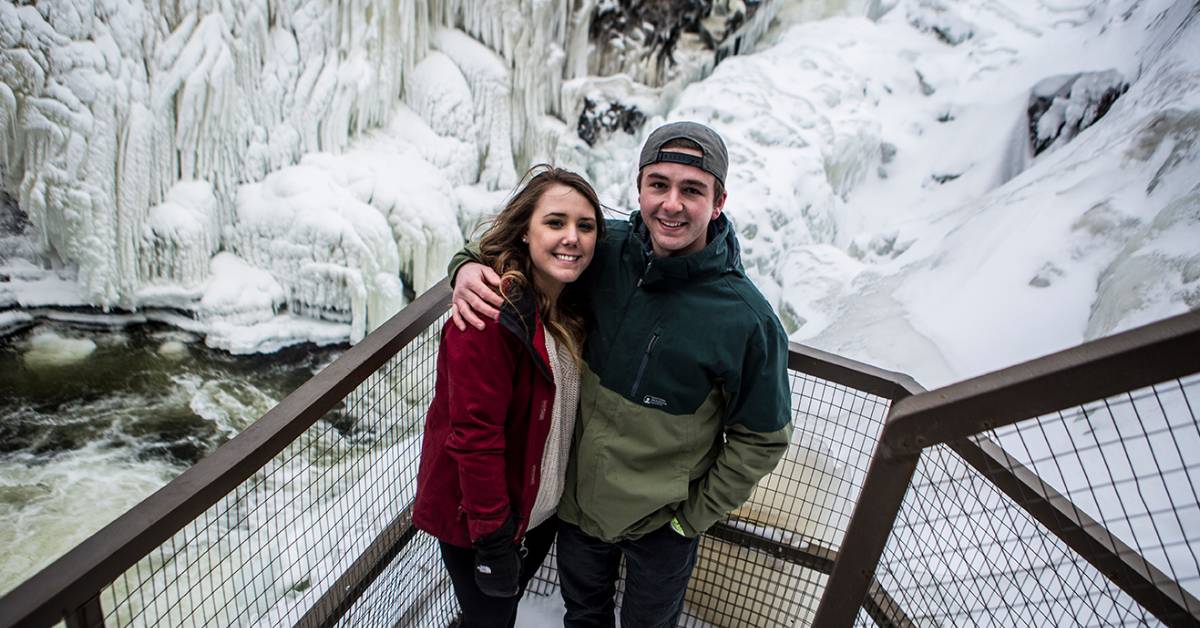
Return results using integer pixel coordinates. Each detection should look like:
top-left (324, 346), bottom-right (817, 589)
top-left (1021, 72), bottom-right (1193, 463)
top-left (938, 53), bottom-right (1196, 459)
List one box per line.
top-left (439, 517), bottom-right (559, 628)
top-left (557, 521), bottom-right (700, 628)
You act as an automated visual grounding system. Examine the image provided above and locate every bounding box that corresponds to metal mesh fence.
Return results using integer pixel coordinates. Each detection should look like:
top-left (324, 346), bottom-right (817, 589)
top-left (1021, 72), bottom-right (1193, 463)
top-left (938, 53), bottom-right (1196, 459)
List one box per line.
top-left (94, 312), bottom-right (452, 626)
top-left (527, 368), bottom-right (896, 627)
top-left (19, 291), bottom-right (1193, 628)
top-left (859, 374), bottom-right (1200, 626)
top-left (335, 533), bottom-right (459, 627)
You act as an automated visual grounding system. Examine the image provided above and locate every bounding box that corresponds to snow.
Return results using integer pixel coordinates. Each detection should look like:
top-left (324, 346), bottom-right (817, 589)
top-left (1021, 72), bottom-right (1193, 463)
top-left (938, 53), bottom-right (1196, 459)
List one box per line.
top-left (2, 0), bottom-right (1200, 622)
top-left (515, 593), bottom-right (565, 628)
top-left (572, 0), bottom-right (1200, 389)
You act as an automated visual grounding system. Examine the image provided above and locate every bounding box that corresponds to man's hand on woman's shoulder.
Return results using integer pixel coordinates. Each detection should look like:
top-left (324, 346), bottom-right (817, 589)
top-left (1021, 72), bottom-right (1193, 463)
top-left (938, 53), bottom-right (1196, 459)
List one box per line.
top-left (451, 262), bottom-right (504, 331)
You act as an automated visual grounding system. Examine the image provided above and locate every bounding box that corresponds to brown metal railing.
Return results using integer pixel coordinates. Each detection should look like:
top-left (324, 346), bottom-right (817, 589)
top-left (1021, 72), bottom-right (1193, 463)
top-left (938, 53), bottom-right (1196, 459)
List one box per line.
top-left (816, 309), bottom-right (1200, 627)
top-left (1, 278), bottom-right (1197, 627)
top-left (0, 281), bottom-right (453, 627)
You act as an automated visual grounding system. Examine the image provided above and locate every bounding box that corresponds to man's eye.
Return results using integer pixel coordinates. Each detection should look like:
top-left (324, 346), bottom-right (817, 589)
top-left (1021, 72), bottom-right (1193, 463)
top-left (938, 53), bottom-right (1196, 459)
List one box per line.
top-left (685, 187), bottom-right (701, 195)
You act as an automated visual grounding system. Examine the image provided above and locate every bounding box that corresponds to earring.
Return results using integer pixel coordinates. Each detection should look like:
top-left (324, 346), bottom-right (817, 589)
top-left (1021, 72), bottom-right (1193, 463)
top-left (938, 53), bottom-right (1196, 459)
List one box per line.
top-left (522, 235), bottom-right (528, 243)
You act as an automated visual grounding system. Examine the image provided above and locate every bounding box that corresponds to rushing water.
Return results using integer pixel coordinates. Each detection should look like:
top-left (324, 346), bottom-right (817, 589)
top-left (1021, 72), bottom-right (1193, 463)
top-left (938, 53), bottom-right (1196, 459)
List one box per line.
top-left (0, 322), bottom-right (342, 596)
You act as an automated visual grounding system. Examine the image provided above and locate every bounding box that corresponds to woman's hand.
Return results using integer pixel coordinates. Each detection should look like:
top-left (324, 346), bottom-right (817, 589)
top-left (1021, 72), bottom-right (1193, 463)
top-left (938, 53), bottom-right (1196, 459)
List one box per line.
top-left (472, 515), bottom-right (521, 597)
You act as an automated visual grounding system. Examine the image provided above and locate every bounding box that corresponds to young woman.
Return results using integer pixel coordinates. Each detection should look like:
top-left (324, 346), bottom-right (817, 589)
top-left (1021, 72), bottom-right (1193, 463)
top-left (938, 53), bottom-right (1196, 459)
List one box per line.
top-left (412, 166), bottom-right (603, 627)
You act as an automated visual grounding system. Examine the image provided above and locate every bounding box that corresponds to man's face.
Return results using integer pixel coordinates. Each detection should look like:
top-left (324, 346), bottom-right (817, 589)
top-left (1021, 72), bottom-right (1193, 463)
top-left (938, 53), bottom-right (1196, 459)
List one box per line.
top-left (637, 147), bottom-right (727, 257)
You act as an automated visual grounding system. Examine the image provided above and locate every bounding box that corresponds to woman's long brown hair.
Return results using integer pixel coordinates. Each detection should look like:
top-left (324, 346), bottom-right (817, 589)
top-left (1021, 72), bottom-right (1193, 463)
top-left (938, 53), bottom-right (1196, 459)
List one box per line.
top-left (478, 165), bottom-right (605, 366)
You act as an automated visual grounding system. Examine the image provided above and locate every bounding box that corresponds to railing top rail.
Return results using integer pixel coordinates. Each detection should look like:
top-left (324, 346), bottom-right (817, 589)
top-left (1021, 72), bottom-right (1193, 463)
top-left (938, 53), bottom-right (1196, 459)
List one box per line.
top-left (788, 341), bottom-right (925, 400)
top-left (883, 309), bottom-right (1200, 456)
top-left (0, 280), bottom-right (453, 628)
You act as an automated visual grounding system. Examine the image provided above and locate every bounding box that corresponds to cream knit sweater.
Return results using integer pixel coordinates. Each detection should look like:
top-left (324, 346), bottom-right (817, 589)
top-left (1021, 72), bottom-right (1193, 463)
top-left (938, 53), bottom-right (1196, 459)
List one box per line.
top-left (528, 331), bottom-right (579, 529)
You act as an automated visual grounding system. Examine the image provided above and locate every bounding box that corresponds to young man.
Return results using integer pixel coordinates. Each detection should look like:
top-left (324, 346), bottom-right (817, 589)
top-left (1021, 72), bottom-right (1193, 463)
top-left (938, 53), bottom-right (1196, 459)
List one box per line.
top-left (450, 121), bottom-right (792, 627)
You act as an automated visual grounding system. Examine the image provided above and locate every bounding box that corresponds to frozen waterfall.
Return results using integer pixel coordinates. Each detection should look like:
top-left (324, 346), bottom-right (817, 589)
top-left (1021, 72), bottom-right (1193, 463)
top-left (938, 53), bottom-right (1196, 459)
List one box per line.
top-left (1, 0), bottom-right (1197, 386)
top-left (0, 0), bottom-right (776, 352)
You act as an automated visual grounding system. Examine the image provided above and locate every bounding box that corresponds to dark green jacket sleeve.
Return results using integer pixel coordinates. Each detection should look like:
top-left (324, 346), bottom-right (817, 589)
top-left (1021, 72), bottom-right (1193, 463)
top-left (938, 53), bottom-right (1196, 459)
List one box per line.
top-left (447, 241), bottom-right (483, 286)
top-left (676, 316), bottom-right (792, 535)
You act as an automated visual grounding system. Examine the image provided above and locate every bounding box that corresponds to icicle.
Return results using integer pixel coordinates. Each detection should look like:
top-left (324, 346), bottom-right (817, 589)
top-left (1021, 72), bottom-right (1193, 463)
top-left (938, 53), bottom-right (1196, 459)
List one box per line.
top-left (431, 29), bottom-right (516, 189)
top-left (115, 102), bottom-right (155, 300)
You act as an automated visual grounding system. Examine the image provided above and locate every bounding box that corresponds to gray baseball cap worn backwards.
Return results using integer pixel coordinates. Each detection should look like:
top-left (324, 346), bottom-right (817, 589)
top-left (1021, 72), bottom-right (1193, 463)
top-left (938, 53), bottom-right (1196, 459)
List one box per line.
top-left (639, 121), bottom-right (729, 186)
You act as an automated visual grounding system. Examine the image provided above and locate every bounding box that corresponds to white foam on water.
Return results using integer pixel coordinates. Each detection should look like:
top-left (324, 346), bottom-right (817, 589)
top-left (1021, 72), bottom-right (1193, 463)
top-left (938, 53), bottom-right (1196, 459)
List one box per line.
top-left (157, 339), bottom-right (188, 359)
top-left (187, 378), bottom-right (279, 439)
top-left (0, 444), bottom-right (184, 596)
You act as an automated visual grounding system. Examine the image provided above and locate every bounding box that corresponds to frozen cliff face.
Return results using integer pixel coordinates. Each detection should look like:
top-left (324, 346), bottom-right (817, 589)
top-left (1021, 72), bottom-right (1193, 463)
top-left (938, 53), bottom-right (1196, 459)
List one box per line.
top-left (3, 0), bottom-right (1196, 374)
top-left (575, 0), bottom-right (1199, 387)
top-left (0, 0), bottom-right (780, 350)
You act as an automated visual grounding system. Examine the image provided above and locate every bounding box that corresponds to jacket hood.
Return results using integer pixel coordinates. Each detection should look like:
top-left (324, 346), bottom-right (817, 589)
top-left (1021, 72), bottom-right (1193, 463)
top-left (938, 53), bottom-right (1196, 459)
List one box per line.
top-left (628, 211), bottom-right (743, 287)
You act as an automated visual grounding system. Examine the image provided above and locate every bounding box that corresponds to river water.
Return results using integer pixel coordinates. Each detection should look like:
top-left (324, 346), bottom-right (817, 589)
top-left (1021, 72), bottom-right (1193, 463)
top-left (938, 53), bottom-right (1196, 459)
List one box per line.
top-left (0, 321), bottom-right (342, 596)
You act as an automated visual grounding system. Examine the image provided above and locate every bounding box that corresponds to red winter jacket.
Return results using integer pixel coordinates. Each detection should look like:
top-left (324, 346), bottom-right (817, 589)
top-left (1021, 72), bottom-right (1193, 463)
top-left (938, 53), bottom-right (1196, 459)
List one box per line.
top-left (412, 293), bottom-right (556, 548)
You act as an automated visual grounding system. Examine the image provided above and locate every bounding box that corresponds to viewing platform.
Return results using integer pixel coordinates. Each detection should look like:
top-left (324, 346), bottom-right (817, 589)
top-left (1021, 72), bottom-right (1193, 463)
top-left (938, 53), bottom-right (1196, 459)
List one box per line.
top-left (1, 280), bottom-right (1197, 627)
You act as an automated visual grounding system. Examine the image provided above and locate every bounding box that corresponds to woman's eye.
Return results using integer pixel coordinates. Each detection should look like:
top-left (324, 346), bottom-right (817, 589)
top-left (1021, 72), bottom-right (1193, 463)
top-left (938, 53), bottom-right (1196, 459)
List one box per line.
top-left (579, 222), bottom-right (595, 232)
top-left (546, 219), bottom-right (563, 227)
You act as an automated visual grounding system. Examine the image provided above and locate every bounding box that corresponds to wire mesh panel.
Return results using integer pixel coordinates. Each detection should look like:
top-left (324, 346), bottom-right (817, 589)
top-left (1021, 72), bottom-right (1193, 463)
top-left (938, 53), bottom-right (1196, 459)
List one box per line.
top-left (93, 313), bottom-right (451, 626)
top-left (335, 533), bottom-right (459, 626)
top-left (527, 368), bottom-right (896, 627)
top-left (858, 374), bottom-right (1200, 626)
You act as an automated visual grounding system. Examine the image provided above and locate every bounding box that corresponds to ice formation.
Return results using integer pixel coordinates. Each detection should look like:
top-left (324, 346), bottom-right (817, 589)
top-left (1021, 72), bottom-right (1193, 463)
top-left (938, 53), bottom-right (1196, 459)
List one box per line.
top-left (577, 0), bottom-right (1200, 388)
top-left (0, 0), bottom-right (777, 351)
top-left (0, 0), bottom-right (1196, 378)
top-left (22, 329), bottom-right (96, 368)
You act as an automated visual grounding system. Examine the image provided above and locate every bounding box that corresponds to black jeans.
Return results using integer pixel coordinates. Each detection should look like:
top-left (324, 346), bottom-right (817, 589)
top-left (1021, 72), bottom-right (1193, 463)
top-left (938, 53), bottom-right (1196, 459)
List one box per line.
top-left (439, 517), bottom-right (559, 628)
top-left (557, 521), bottom-right (700, 628)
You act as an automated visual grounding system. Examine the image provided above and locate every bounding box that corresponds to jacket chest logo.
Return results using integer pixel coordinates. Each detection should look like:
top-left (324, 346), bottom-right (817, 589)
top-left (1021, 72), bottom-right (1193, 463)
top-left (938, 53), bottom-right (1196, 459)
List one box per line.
top-left (642, 395), bottom-right (667, 408)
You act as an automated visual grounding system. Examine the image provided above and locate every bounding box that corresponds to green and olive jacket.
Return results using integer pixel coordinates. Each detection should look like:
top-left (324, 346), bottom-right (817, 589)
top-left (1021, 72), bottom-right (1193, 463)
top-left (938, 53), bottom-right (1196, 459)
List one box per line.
top-left (452, 211), bottom-right (792, 542)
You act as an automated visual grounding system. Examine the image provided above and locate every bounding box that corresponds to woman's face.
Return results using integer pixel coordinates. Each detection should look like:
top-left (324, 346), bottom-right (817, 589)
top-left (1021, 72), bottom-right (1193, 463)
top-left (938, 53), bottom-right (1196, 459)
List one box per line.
top-left (525, 183), bottom-right (598, 299)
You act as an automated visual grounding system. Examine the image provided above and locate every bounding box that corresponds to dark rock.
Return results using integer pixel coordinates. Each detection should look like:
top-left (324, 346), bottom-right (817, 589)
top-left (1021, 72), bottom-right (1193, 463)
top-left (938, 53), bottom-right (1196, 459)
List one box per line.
top-left (908, 1), bottom-right (975, 45)
top-left (880, 142), bottom-right (897, 164)
top-left (0, 190), bottom-right (30, 236)
top-left (931, 172), bottom-right (960, 184)
top-left (1028, 70), bottom-right (1128, 156)
top-left (590, 0), bottom-right (760, 69)
top-left (577, 97), bottom-right (646, 147)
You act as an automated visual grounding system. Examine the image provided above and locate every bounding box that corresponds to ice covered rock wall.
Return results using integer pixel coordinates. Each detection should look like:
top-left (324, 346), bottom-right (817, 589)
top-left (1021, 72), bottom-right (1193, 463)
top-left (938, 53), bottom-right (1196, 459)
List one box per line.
top-left (587, 0), bottom-right (1198, 387)
top-left (0, 0), bottom-right (780, 349)
top-left (0, 0), bottom-right (431, 337)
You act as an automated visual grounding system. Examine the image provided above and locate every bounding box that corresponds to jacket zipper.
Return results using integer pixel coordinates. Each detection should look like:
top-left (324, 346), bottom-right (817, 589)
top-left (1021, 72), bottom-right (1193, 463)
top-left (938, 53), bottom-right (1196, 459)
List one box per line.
top-left (637, 259), bottom-right (654, 287)
top-left (629, 333), bottom-right (659, 398)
